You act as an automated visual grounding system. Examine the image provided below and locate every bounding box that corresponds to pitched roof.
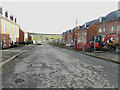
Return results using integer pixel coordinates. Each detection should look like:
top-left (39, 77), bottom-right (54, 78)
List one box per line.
top-left (97, 10), bottom-right (118, 24)
top-left (78, 19), bottom-right (97, 30)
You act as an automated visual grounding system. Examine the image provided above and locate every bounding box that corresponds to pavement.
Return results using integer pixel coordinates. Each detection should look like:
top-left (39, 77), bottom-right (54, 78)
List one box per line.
top-left (62, 46), bottom-right (120, 64)
top-left (1, 45), bottom-right (33, 62)
top-left (86, 51), bottom-right (119, 63)
top-left (2, 44), bottom-right (118, 88)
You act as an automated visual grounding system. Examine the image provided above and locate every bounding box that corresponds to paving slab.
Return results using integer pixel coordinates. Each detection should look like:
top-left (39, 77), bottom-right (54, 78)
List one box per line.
top-left (1, 45), bottom-right (33, 62)
top-left (86, 51), bottom-right (119, 62)
top-left (57, 46), bottom-right (120, 64)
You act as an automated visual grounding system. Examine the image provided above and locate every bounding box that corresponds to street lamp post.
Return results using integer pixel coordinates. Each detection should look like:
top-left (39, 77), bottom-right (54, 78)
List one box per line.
top-left (74, 19), bottom-right (78, 50)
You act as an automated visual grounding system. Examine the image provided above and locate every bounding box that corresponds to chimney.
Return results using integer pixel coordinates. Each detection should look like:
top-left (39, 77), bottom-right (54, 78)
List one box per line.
top-left (10, 15), bottom-right (14, 21)
top-left (15, 17), bottom-right (17, 23)
top-left (0, 7), bottom-right (5, 17)
top-left (5, 11), bottom-right (8, 18)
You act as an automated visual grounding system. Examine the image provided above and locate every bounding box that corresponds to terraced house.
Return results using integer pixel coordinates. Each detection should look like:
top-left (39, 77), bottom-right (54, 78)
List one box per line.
top-left (0, 7), bottom-right (19, 48)
top-left (97, 10), bottom-right (120, 42)
top-left (97, 10), bottom-right (120, 35)
top-left (62, 10), bottom-right (120, 48)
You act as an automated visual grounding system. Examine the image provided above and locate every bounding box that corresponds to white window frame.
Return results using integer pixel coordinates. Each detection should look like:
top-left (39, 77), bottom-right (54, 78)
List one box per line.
top-left (111, 26), bottom-right (114, 31)
top-left (4, 24), bottom-right (6, 32)
top-left (99, 28), bottom-right (102, 33)
top-left (103, 28), bottom-right (105, 32)
top-left (68, 35), bottom-right (69, 38)
top-left (117, 26), bottom-right (120, 32)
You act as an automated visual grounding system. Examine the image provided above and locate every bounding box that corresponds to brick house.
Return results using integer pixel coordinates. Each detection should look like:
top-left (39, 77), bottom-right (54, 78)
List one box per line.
top-left (62, 31), bottom-right (68, 44)
top-left (28, 35), bottom-right (32, 43)
top-left (62, 30), bottom-right (69, 44)
top-left (97, 10), bottom-right (120, 42)
top-left (76, 19), bottom-right (98, 50)
top-left (62, 29), bottom-right (74, 46)
top-left (0, 7), bottom-right (19, 48)
top-left (77, 26), bottom-right (87, 44)
top-left (62, 9), bottom-right (120, 49)
top-left (77, 19), bottom-right (98, 44)
top-left (67, 30), bottom-right (73, 44)
top-left (19, 28), bottom-right (24, 44)
top-left (87, 20), bottom-right (99, 43)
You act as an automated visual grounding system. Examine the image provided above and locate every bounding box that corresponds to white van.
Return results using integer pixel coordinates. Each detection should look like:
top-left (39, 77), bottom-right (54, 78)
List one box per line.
top-left (37, 40), bottom-right (42, 45)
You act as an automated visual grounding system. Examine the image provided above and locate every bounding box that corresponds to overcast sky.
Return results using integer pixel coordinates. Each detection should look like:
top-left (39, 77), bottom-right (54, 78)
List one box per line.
top-left (1, 1), bottom-right (118, 34)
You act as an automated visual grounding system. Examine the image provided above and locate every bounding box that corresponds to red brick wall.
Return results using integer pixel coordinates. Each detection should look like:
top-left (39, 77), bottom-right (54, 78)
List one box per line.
top-left (62, 34), bottom-right (66, 43)
top-left (97, 20), bottom-right (118, 35)
top-left (87, 20), bottom-right (99, 43)
top-left (65, 33), bottom-right (68, 43)
top-left (28, 35), bottom-right (32, 41)
top-left (97, 20), bottom-right (119, 42)
top-left (19, 29), bottom-right (24, 42)
top-left (2, 34), bottom-right (9, 48)
top-left (77, 29), bottom-right (87, 44)
top-left (0, 17), bottom-right (1, 34)
top-left (67, 32), bottom-right (73, 43)
top-left (0, 34), bottom-right (2, 41)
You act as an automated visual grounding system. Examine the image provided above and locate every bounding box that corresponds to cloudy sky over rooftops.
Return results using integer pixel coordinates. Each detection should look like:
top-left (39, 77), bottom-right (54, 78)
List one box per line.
top-left (1, 1), bottom-right (118, 34)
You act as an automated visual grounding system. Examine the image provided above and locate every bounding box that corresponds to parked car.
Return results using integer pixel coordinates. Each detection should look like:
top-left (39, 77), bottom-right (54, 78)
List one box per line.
top-left (37, 40), bottom-right (42, 45)
top-left (66, 43), bottom-right (72, 47)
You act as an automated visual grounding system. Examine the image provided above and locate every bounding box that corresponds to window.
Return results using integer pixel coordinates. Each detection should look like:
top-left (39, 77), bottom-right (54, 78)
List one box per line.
top-left (117, 26), bottom-right (120, 32)
top-left (111, 26), bottom-right (114, 31)
top-left (99, 28), bottom-right (102, 33)
top-left (68, 35), bottom-right (69, 38)
top-left (4, 37), bottom-right (6, 46)
top-left (84, 24), bottom-right (87, 28)
top-left (4, 24), bottom-right (6, 32)
top-left (118, 12), bottom-right (120, 18)
top-left (103, 28), bottom-right (105, 32)
top-left (99, 17), bottom-right (102, 22)
top-left (9, 24), bottom-right (11, 33)
top-left (78, 33), bottom-right (79, 36)
top-left (85, 32), bottom-right (86, 35)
